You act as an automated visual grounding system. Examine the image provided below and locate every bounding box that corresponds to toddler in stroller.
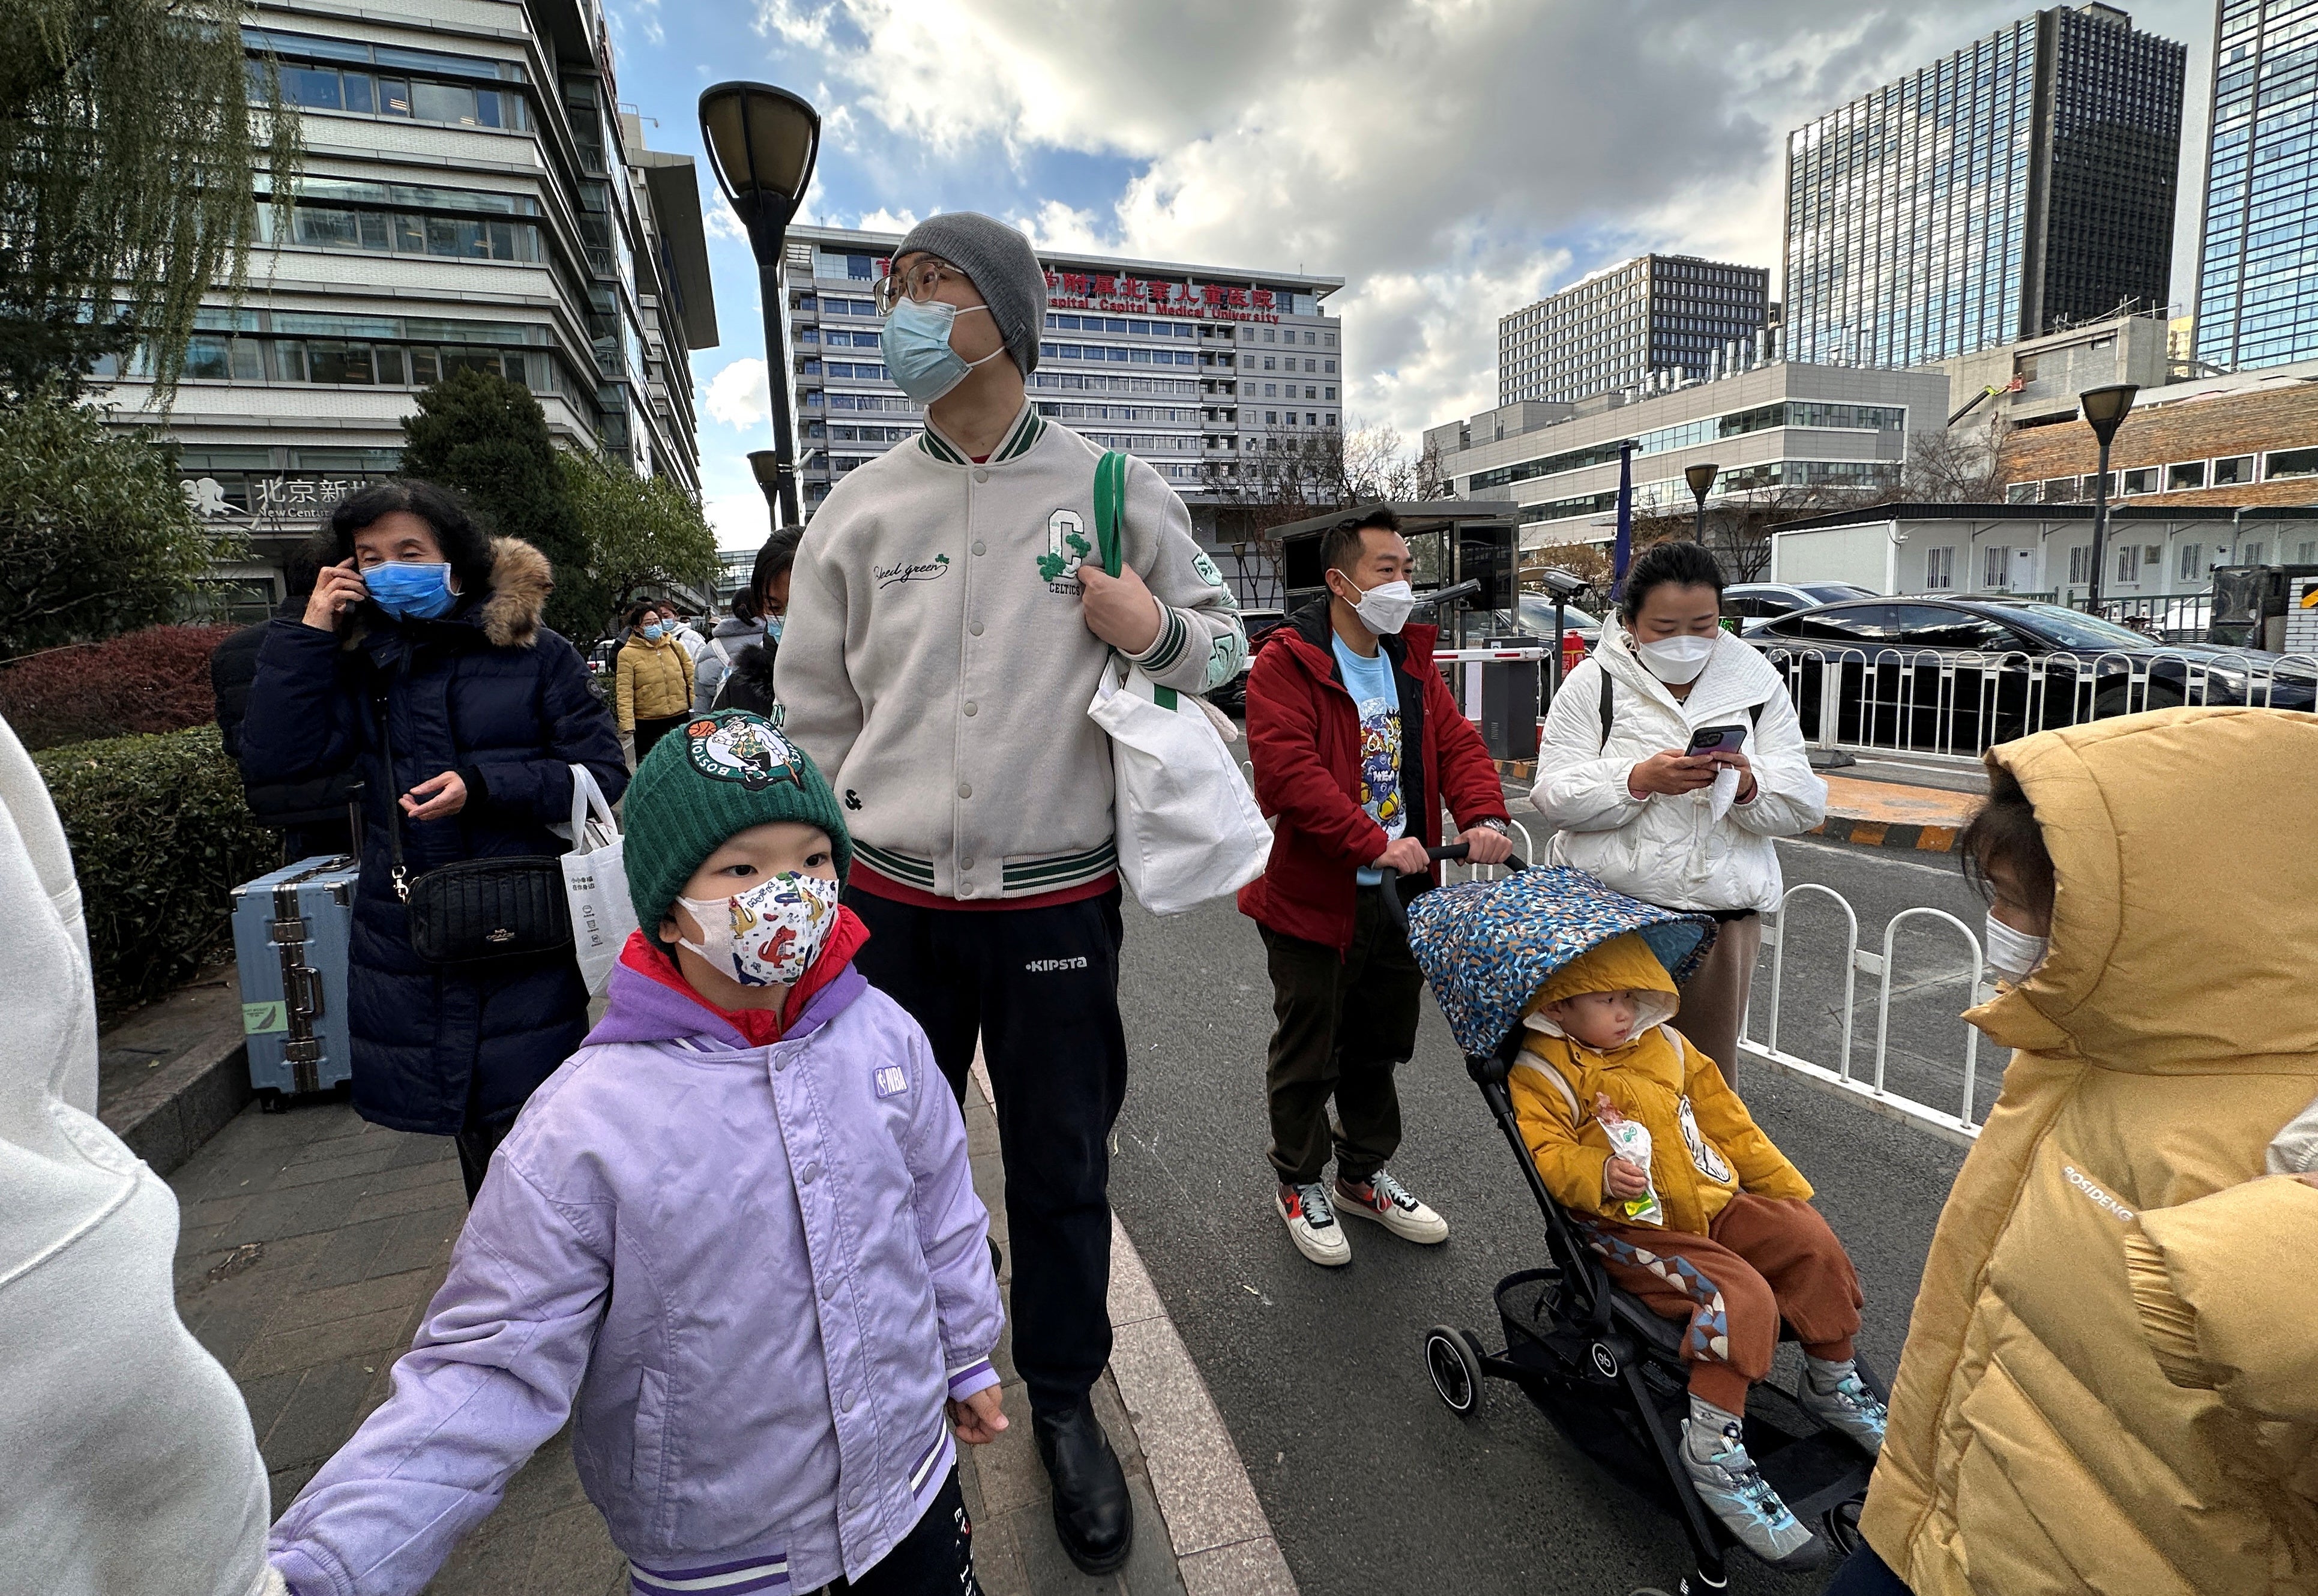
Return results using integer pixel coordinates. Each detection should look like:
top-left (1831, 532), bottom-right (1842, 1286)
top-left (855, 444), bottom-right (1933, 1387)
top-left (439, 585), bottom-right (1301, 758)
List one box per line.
top-left (1407, 866), bottom-right (1887, 1586)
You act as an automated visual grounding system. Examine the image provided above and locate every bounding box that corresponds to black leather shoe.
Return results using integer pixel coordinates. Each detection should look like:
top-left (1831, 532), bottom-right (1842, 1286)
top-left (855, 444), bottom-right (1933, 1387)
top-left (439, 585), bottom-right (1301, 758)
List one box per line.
top-left (1034, 1398), bottom-right (1133, 1574)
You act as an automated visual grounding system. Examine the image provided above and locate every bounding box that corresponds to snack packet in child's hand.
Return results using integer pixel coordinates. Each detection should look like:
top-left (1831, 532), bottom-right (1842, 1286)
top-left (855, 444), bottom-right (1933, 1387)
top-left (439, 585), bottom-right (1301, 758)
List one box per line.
top-left (1595, 1093), bottom-right (1665, 1224)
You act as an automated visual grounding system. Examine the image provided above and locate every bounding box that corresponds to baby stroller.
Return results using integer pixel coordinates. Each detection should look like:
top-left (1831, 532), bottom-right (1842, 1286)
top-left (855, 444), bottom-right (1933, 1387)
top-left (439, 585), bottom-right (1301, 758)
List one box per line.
top-left (1399, 860), bottom-right (1885, 1595)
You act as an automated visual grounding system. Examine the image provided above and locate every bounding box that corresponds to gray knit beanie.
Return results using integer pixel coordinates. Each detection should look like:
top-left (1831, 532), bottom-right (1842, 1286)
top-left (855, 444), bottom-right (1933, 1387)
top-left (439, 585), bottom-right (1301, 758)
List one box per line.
top-left (893, 212), bottom-right (1046, 378)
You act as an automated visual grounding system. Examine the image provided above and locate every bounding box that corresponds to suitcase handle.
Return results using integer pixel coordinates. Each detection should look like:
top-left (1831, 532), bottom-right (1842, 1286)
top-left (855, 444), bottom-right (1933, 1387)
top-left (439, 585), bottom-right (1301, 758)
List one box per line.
top-left (289, 963), bottom-right (323, 1022)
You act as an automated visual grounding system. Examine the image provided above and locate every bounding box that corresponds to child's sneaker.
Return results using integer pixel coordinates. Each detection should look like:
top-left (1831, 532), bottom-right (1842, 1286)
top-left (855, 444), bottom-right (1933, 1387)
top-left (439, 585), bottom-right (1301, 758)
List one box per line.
top-left (1681, 1414), bottom-right (1826, 1571)
top-left (1275, 1180), bottom-right (1350, 1267)
top-left (1333, 1167), bottom-right (1450, 1244)
top-left (1800, 1359), bottom-right (1887, 1456)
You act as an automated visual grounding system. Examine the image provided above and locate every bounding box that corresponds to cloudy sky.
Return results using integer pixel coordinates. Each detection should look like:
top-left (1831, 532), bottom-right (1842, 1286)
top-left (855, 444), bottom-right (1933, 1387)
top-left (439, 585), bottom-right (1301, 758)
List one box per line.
top-left (601, 0), bottom-right (2218, 547)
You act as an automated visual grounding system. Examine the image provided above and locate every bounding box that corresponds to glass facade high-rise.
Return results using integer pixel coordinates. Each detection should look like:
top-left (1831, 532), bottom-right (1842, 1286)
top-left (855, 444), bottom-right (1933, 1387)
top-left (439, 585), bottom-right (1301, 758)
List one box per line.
top-left (1497, 254), bottom-right (1769, 407)
top-left (1783, 4), bottom-right (2185, 370)
top-left (2194, 0), bottom-right (2318, 373)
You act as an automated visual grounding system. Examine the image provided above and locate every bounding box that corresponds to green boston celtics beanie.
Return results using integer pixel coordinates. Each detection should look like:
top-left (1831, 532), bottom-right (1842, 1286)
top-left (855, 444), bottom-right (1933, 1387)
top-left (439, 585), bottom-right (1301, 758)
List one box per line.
top-left (622, 711), bottom-right (852, 948)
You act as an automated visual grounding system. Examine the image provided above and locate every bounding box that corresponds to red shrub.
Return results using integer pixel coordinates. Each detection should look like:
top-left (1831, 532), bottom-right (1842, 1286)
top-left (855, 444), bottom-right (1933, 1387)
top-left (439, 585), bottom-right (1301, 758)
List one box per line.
top-left (0, 625), bottom-right (236, 751)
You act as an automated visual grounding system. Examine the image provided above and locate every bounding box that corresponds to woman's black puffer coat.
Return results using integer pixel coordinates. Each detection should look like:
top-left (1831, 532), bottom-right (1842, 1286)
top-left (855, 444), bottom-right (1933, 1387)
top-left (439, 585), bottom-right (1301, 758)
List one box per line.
top-left (238, 539), bottom-right (627, 1136)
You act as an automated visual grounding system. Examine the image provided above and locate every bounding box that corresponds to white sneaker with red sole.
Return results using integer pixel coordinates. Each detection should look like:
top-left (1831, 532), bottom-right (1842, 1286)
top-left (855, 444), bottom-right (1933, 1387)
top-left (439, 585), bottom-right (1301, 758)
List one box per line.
top-left (1334, 1167), bottom-right (1450, 1244)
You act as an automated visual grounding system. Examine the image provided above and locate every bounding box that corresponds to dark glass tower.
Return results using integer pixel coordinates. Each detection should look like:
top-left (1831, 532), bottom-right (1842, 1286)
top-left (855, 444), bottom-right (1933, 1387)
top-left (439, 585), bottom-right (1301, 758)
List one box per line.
top-left (2194, 0), bottom-right (2318, 373)
top-left (1783, 4), bottom-right (2185, 369)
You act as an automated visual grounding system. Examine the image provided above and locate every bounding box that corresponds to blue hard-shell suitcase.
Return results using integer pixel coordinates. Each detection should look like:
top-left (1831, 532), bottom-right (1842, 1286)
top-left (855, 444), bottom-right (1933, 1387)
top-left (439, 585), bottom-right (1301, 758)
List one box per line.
top-left (231, 854), bottom-right (361, 1103)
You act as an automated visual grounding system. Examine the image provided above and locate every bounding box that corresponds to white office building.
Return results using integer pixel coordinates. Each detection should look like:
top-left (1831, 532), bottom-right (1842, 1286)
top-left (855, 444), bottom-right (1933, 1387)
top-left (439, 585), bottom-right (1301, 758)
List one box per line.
top-left (1428, 358), bottom-right (1948, 550)
top-left (95, 0), bottom-right (715, 610)
top-left (781, 225), bottom-right (1343, 567)
top-left (1498, 254), bottom-right (1771, 408)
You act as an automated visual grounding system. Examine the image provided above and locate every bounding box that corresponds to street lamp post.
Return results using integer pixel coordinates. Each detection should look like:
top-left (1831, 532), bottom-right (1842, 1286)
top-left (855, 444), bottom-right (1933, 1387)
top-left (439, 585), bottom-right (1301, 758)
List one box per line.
top-left (1685, 462), bottom-right (1720, 546)
top-left (747, 450), bottom-right (782, 516)
top-left (2078, 383), bottom-right (2139, 612)
top-left (699, 83), bottom-right (820, 530)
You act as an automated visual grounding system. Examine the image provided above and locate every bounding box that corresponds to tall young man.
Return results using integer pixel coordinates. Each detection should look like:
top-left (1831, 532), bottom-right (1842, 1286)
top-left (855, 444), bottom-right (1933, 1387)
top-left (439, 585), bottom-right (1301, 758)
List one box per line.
top-left (1237, 508), bottom-right (1512, 1266)
top-left (777, 213), bottom-right (1246, 1574)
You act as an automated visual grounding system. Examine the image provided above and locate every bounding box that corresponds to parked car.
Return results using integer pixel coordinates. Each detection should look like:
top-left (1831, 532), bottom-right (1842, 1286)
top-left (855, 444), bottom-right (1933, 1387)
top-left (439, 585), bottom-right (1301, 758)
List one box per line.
top-left (1741, 596), bottom-right (2318, 753)
top-left (1722, 580), bottom-right (1877, 622)
top-left (1207, 607), bottom-right (1289, 717)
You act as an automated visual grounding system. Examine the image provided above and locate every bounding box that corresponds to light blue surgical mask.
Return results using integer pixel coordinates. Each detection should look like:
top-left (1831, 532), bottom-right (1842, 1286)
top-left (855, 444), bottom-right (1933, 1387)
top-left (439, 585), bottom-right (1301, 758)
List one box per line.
top-left (642, 621), bottom-right (667, 640)
top-left (364, 561), bottom-right (456, 621)
top-left (764, 614), bottom-right (784, 643)
top-left (881, 297), bottom-right (1004, 404)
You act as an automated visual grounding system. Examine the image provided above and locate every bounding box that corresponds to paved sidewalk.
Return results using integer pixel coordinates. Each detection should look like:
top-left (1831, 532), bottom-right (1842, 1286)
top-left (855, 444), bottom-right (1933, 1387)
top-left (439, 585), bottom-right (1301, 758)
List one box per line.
top-left (167, 1070), bottom-right (1279, 1592)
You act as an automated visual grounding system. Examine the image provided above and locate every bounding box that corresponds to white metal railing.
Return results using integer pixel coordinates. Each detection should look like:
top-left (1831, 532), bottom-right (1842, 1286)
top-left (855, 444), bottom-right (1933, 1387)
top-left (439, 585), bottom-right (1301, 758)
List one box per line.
top-left (1741, 882), bottom-right (1993, 1146)
top-left (1750, 643), bottom-right (2318, 761)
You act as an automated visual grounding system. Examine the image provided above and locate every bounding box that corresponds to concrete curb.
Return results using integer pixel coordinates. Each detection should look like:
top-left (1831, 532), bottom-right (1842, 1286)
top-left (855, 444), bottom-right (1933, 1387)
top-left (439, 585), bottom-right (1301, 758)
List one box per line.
top-left (1813, 774), bottom-right (1978, 854)
top-left (974, 1061), bottom-right (1297, 1595)
top-left (1809, 816), bottom-right (1963, 854)
top-left (98, 966), bottom-right (253, 1178)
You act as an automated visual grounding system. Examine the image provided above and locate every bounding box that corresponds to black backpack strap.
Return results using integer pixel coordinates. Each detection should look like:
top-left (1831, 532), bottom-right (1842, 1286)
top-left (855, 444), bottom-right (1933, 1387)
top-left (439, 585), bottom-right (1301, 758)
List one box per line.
top-left (1598, 669), bottom-right (1615, 750)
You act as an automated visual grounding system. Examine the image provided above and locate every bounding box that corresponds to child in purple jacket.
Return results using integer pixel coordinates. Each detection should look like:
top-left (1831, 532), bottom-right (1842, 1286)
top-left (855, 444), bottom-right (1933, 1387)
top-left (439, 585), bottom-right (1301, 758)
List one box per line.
top-left (269, 712), bottom-right (1007, 1596)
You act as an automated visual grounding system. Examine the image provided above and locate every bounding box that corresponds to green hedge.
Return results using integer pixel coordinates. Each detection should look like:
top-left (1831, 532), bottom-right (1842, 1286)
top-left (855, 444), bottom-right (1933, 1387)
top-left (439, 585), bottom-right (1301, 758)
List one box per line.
top-left (33, 724), bottom-right (279, 1016)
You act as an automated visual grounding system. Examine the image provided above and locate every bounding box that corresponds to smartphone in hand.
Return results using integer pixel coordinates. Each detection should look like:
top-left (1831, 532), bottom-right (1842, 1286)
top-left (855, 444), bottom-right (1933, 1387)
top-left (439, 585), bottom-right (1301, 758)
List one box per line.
top-left (1684, 723), bottom-right (1749, 760)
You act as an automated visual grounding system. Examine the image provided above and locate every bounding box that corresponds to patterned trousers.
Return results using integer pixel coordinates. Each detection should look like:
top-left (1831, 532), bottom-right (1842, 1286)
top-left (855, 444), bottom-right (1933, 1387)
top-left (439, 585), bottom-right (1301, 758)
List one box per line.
top-left (1583, 1193), bottom-right (1862, 1412)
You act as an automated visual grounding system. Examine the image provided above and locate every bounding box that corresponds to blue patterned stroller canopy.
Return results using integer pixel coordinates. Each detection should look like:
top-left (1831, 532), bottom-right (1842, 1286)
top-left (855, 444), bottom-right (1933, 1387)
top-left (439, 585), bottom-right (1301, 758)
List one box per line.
top-left (1405, 867), bottom-right (1718, 1058)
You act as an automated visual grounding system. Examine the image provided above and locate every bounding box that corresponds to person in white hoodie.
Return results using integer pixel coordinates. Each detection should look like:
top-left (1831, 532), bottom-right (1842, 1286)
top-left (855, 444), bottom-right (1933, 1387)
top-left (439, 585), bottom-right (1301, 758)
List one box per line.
top-left (1531, 542), bottom-right (1826, 1088)
top-left (0, 712), bottom-right (279, 1596)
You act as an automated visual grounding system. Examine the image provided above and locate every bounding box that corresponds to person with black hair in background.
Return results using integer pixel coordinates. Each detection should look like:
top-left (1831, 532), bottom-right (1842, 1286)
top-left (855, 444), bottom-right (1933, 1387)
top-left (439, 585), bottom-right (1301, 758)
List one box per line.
top-left (705, 527), bottom-right (801, 718)
top-left (212, 534), bottom-right (358, 861)
top-left (238, 479), bottom-right (626, 1200)
top-left (1530, 541), bottom-right (1825, 1088)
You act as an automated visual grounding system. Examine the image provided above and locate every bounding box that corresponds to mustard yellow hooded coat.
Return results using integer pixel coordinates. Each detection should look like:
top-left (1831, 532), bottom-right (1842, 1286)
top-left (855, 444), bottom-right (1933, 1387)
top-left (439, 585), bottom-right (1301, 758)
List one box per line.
top-left (1861, 706), bottom-right (2318, 1596)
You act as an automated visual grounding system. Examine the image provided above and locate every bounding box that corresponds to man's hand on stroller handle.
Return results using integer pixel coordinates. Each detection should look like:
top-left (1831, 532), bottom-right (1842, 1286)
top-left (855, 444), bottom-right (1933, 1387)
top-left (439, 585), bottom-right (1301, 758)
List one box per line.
top-left (1372, 836), bottom-right (1432, 874)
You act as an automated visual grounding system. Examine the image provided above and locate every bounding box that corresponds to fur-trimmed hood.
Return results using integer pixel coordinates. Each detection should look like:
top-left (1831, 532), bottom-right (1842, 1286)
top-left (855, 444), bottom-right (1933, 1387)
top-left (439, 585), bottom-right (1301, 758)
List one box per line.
top-left (475, 537), bottom-right (552, 648)
top-left (341, 537), bottom-right (553, 650)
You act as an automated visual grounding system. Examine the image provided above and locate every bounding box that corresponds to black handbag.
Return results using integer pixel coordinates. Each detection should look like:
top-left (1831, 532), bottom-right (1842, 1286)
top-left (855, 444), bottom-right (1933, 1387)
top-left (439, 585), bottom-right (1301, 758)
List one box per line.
top-left (376, 667), bottom-right (573, 966)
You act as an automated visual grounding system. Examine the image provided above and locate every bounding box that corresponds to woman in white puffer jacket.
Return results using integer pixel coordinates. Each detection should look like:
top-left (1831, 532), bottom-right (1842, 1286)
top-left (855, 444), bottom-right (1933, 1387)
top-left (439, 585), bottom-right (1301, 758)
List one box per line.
top-left (1532, 543), bottom-right (1827, 1087)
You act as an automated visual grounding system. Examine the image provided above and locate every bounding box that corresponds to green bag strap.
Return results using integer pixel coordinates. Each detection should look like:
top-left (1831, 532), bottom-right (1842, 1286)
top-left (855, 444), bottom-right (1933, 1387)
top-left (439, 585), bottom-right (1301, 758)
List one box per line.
top-left (1092, 450), bottom-right (1177, 710)
top-left (1094, 450), bottom-right (1128, 578)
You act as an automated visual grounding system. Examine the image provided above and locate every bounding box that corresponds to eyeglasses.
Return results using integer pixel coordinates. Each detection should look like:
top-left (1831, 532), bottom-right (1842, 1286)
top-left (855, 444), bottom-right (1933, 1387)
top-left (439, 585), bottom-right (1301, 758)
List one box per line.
top-left (873, 256), bottom-right (971, 315)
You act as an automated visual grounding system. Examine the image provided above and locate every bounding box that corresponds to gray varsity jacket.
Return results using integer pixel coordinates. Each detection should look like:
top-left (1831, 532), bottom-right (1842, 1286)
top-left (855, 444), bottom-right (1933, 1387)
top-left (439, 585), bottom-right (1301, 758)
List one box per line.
top-left (775, 402), bottom-right (1247, 901)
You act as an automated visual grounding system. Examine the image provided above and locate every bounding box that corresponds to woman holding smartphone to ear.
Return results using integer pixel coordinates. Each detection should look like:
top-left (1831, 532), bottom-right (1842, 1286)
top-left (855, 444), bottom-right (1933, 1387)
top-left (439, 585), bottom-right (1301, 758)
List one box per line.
top-left (1531, 541), bottom-right (1827, 1089)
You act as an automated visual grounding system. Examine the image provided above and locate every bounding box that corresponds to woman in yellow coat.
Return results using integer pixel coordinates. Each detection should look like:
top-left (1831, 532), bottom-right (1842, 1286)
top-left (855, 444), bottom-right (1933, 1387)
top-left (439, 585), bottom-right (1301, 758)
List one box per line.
top-left (1835, 706), bottom-right (2318, 1596)
top-left (615, 601), bottom-right (694, 762)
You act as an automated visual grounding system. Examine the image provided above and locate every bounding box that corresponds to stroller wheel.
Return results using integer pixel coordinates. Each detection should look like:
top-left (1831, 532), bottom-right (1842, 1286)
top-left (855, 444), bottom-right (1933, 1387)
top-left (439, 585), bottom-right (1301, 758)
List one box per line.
top-left (1424, 1325), bottom-right (1486, 1418)
top-left (1823, 1496), bottom-right (1865, 1556)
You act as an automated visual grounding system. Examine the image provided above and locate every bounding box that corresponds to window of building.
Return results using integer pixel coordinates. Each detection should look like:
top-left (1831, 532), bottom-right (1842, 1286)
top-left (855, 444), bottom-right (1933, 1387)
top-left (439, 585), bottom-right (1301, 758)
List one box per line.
top-left (2067, 545), bottom-right (2094, 585)
top-left (1983, 546), bottom-right (2010, 589)
top-left (2121, 467), bottom-right (2156, 495)
top-left (1263, 383), bottom-right (1276, 396)
top-left (2179, 543), bottom-right (2204, 581)
top-left (2212, 454), bottom-right (2253, 484)
top-left (2299, 540), bottom-right (2317, 563)
top-left (1324, 387), bottom-right (1335, 400)
top-left (1304, 331), bottom-right (1316, 344)
top-left (1263, 357), bottom-right (1275, 370)
top-left (1925, 546), bottom-right (1955, 589)
top-left (1263, 328), bottom-right (1275, 342)
top-left (1265, 411), bottom-right (1277, 424)
top-left (2166, 460), bottom-right (2206, 490)
top-left (2243, 541), bottom-right (2265, 565)
top-left (2116, 544), bottom-right (2140, 583)
top-left (2265, 447), bottom-right (2318, 480)
top-left (1306, 412), bottom-right (1317, 425)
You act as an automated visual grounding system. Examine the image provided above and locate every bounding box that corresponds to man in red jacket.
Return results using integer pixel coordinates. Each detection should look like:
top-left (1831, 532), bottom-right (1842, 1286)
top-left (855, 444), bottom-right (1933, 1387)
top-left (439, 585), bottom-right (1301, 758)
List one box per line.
top-left (1238, 507), bottom-right (1513, 1266)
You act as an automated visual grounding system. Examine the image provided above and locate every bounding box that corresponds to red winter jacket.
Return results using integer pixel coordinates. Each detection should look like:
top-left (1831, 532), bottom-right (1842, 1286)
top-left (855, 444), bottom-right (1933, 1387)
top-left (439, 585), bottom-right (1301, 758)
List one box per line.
top-left (1236, 602), bottom-right (1509, 951)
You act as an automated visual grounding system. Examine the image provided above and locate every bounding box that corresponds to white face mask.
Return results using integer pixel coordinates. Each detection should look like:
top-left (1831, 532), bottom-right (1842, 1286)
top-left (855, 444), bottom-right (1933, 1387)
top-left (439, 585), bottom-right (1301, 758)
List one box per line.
top-left (1982, 912), bottom-right (2049, 984)
top-left (674, 872), bottom-right (841, 989)
top-left (1634, 631), bottom-right (1715, 684)
top-left (1334, 574), bottom-right (1415, 636)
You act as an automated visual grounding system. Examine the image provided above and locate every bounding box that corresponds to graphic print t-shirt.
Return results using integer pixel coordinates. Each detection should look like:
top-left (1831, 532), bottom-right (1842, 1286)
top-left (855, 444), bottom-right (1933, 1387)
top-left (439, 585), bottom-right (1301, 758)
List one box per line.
top-left (1332, 635), bottom-right (1404, 887)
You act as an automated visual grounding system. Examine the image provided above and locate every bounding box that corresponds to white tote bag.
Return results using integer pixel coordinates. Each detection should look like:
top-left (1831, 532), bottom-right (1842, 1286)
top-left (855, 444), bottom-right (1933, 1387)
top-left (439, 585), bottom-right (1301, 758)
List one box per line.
top-left (1085, 452), bottom-right (1271, 915)
top-left (560, 763), bottom-right (636, 995)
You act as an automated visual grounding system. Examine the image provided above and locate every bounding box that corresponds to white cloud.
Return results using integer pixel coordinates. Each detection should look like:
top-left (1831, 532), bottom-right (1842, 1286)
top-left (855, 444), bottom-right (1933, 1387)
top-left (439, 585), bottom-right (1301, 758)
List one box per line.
top-left (703, 357), bottom-right (771, 428)
top-left (749, 0), bottom-right (2217, 437)
top-left (703, 200), bottom-right (751, 243)
top-left (706, 490), bottom-right (775, 552)
top-left (852, 205), bottom-right (920, 235)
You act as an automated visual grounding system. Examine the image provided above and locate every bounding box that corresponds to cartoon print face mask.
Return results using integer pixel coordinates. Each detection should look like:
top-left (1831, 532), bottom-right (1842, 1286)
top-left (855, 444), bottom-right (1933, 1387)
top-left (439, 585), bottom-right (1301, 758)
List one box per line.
top-left (673, 872), bottom-right (840, 987)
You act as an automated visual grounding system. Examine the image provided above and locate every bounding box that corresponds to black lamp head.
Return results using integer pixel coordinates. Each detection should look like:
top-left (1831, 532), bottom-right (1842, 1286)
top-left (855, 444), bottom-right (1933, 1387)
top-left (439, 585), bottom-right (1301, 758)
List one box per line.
top-left (1684, 462), bottom-right (1721, 502)
top-left (699, 83), bottom-right (820, 243)
top-left (2078, 382), bottom-right (2139, 448)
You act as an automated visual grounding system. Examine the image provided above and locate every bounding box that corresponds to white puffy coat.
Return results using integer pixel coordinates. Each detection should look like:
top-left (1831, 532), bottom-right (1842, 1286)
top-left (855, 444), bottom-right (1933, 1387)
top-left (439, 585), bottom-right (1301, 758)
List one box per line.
top-left (1533, 630), bottom-right (1825, 914)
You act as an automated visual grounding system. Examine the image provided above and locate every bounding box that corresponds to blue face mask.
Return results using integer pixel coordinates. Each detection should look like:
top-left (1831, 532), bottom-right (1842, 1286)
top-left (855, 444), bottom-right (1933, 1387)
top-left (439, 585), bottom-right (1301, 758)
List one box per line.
top-left (642, 621), bottom-right (667, 640)
top-left (764, 615), bottom-right (784, 643)
top-left (365, 561), bottom-right (457, 620)
top-left (880, 297), bottom-right (1004, 404)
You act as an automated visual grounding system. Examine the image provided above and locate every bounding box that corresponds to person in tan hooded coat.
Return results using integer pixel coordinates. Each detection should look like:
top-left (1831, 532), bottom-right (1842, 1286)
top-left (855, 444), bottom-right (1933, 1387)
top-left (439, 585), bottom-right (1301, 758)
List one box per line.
top-left (1846, 705), bottom-right (2318, 1596)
